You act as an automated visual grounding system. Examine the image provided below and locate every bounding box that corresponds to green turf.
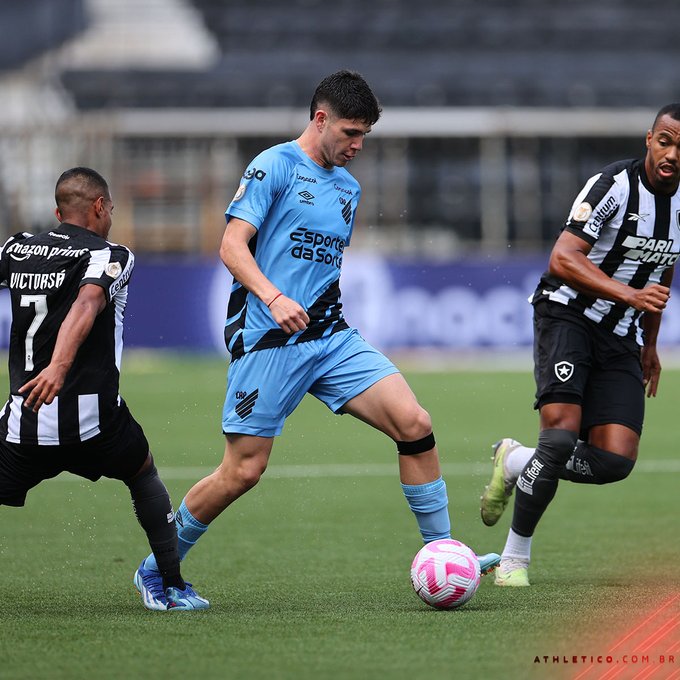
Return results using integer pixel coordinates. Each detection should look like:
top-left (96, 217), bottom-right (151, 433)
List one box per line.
top-left (1, 353), bottom-right (678, 680)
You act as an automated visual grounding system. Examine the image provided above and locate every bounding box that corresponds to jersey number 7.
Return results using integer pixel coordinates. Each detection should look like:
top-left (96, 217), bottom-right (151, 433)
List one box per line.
top-left (20, 294), bottom-right (48, 371)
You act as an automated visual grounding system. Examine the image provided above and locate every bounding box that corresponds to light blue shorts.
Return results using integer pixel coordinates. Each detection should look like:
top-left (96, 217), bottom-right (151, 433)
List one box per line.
top-left (222, 328), bottom-right (399, 437)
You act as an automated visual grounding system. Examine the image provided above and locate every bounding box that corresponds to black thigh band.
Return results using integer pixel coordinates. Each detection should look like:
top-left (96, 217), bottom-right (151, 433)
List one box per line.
top-left (396, 432), bottom-right (436, 455)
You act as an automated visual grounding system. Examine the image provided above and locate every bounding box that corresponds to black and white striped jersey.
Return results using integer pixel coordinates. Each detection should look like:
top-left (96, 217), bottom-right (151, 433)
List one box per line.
top-left (533, 158), bottom-right (680, 343)
top-left (0, 223), bottom-right (134, 445)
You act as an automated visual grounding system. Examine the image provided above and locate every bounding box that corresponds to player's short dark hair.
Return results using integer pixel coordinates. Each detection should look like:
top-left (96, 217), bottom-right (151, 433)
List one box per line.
top-left (652, 103), bottom-right (680, 131)
top-left (310, 70), bottom-right (381, 125)
top-left (55, 167), bottom-right (110, 213)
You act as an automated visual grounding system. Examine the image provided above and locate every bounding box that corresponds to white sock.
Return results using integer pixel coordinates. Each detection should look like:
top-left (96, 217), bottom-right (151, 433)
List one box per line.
top-left (501, 528), bottom-right (532, 563)
top-left (505, 445), bottom-right (535, 481)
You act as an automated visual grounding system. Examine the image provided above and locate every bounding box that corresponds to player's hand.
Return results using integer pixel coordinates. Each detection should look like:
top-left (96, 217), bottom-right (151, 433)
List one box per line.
top-left (641, 345), bottom-right (661, 398)
top-left (629, 284), bottom-right (670, 313)
top-left (268, 295), bottom-right (310, 334)
top-left (18, 365), bottom-right (66, 412)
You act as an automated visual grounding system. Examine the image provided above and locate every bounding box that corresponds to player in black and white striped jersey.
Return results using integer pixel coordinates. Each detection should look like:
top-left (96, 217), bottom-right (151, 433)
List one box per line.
top-left (0, 167), bottom-right (207, 610)
top-left (0, 229), bottom-right (133, 445)
top-left (480, 104), bottom-right (680, 587)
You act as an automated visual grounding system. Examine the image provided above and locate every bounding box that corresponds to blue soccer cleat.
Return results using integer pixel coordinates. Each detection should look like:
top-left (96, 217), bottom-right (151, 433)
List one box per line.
top-left (165, 584), bottom-right (210, 611)
top-left (133, 559), bottom-right (167, 611)
top-left (477, 552), bottom-right (502, 576)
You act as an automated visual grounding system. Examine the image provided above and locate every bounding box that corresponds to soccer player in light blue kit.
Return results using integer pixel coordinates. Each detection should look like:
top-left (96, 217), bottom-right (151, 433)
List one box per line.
top-left (135, 71), bottom-right (500, 604)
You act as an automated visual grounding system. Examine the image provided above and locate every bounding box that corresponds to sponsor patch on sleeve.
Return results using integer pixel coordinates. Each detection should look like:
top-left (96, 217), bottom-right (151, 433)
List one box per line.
top-left (572, 202), bottom-right (593, 223)
top-left (232, 184), bottom-right (246, 202)
top-left (105, 262), bottom-right (122, 278)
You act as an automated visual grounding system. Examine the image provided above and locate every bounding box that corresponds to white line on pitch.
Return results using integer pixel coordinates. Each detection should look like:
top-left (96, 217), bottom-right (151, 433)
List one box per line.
top-left (48, 459), bottom-right (680, 482)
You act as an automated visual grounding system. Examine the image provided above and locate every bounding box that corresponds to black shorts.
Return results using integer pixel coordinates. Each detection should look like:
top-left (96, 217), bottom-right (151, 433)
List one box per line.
top-left (533, 300), bottom-right (644, 436)
top-left (0, 407), bottom-right (149, 507)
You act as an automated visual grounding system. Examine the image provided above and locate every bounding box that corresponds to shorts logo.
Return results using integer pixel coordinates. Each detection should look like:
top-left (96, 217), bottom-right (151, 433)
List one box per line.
top-left (235, 388), bottom-right (259, 419)
top-left (554, 361), bottom-right (574, 382)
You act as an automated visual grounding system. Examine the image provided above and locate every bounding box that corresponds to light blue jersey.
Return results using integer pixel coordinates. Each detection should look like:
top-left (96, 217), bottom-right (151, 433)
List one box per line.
top-left (224, 141), bottom-right (360, 359)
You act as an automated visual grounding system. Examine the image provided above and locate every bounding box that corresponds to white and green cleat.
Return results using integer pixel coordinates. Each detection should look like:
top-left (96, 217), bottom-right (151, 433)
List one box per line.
top-left (480, 438), bottom-right (522, 527)
top-left (494, 559), bottom-right (530, 587)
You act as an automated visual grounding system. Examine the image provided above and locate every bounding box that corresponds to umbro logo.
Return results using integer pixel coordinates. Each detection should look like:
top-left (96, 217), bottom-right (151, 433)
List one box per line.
top-left (175, 511), bottom-right (184, 527)
top-left (235, 388), bottom-right (259, 419)
top-left (298, 190), bottom-right (315, 201)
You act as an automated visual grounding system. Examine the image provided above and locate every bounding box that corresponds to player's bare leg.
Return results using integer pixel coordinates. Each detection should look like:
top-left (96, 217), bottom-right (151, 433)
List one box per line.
top-left (342, 374), bottom-right (500, 573)
top-left (139, 435), bottom-right (273, 584)
top-left (184, 434), bottom-right (274, 524)
top-left (341, 373), bottom-right (437, 483)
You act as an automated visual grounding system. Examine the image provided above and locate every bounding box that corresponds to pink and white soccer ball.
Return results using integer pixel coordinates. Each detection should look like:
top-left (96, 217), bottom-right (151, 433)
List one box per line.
top-left (410, 539), bottom-right (481, 609)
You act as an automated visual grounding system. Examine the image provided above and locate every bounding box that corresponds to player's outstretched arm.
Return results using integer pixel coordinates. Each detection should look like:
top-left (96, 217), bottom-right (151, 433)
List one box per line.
top-left (19, 284), bottom-right (106, 412)
top-left (550, 231), bottom-right (671, 312)
top-left (220, 218), bottom-right (309, 334)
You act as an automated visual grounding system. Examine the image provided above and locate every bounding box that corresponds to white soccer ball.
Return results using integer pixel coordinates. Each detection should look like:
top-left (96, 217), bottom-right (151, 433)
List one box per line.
top-left (410, 539), bottom-right (481, 609)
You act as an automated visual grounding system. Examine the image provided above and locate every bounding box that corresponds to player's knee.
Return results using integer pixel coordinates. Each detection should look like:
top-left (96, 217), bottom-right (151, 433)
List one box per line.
top-left (395, 406), bottom-right (432, 443)
top-left (230, 456), bottom-right (268, 492)
top-left (537, 428), bottom-right (578, 466)
top-left (602, 457), bottom-right (635, 483)
top-left (125, 457), bottom-right (165, 498)
top-left (593, 447), bottom-right (636, 484)
top-left (396, 430), bottom-right (436, 456)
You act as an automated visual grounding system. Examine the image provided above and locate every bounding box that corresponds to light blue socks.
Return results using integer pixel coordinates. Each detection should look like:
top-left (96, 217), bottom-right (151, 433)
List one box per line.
top-left (401, 476), bottom-right (450, 543)
top-left (143, 499), bottom-right (209, 571)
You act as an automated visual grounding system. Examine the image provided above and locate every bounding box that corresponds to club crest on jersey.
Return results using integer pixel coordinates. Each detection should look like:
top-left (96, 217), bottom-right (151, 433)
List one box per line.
top-left (554, 361), bottom-right (574, 382)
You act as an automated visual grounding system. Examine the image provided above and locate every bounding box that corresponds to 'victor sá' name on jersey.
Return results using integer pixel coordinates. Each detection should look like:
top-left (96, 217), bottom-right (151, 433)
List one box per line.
top-left (9, 271), bottom-right (66, 290)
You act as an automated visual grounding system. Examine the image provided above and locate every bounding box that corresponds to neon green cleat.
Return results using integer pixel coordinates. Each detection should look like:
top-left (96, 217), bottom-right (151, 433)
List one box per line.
top-left (480, 438), bottom-right (522, 527)
top-left (494, 559), bottom-right (530, 587)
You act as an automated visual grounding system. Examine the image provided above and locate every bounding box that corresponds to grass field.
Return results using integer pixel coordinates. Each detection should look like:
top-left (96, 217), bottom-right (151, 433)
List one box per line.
top-left (1, 353), bottom-right (679, 680)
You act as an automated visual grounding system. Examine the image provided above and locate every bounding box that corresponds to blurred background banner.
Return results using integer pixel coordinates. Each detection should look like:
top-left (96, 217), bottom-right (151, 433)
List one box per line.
top-left (2, 0), bottom-right (680, 355)
top-left (128, 252), bottom-right (545, 353)
top-left (4, 252), bottom-right (680, 354)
